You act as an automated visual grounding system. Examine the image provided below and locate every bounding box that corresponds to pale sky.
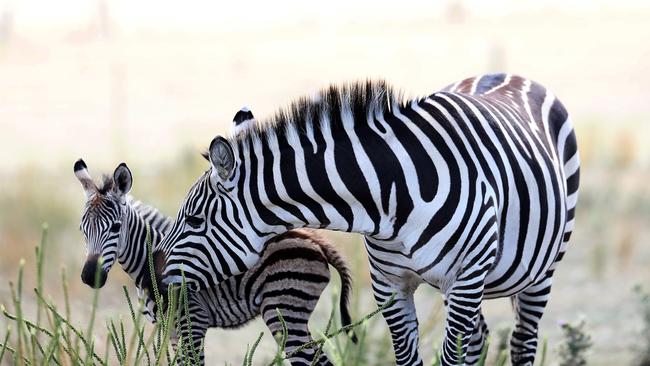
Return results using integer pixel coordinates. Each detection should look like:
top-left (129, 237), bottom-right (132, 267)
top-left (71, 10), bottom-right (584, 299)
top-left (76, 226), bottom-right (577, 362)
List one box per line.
top-left (5, 0), bottom-right (649, 31)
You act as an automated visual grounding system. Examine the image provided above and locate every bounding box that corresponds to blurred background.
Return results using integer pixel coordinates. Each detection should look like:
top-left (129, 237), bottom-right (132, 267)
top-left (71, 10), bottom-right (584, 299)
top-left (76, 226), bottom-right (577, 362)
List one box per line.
top-left (1, 0), bottom-right (649, 364)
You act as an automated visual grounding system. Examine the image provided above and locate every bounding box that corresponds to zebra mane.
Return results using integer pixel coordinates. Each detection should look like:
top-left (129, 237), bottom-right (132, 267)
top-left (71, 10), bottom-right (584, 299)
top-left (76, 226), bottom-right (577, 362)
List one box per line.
top-left (89, 173), bottom-right (171, 233)
top-left (96, 174), bottom-right (114, 195)
top-left (230, 80), bottom-right (407, 146)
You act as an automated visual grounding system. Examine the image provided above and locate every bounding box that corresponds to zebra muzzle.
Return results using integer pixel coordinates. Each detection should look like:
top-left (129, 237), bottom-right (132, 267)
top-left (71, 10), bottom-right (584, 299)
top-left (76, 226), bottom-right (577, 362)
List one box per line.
top-left (81, 255), bottom-right (108, 288)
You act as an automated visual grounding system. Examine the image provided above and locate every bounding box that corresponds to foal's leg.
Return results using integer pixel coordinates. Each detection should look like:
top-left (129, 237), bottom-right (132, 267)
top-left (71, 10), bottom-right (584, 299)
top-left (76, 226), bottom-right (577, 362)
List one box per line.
top-left (510, 274), bottom-right (553, 366)
top-left (174, 299), bottom-right (209, 365)
top-left (261, 303), bottom-right (333, 366)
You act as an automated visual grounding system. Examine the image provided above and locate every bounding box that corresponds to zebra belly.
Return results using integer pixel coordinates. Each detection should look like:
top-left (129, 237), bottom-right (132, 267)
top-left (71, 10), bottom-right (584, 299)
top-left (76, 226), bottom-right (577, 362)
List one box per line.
top-left (394, 169), bottom-right (567, 299)
top-left (194, 282), bottom-right (259, 329)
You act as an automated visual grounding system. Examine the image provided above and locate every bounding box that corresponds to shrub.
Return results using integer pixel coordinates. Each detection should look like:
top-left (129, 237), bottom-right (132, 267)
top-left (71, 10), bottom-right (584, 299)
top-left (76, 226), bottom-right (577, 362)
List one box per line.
top-left (557, 318), bottom-right (592, 366)
top-left (633, 285), bottom-right (650, 366)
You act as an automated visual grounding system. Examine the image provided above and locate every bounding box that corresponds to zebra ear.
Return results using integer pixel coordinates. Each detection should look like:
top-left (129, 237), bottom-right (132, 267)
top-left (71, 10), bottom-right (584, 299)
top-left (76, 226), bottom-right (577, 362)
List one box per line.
top-left (231, 107), bottom-right (257, 136)
top-left (209, 136), bottom-right (235, 182)
top-left (113, 163), bottom-right (133, 196)
top-left (74, 158), bottom-right (97, 198)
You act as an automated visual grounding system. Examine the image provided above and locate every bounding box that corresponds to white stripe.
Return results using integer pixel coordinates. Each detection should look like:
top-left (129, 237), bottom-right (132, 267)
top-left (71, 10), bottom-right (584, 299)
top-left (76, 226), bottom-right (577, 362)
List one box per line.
top-left (564, 152), bottom-right (580, 177)
top-left (563, 218), bottom-right (575, 233)
top-left (566, 191), bottom-right (579, 209)
top-left (556, 117), bottom-right (575, 163)
top-left (484, 74), bottom-right (511, 94)
top-left (469, 77), bottom-right (481, 95)
top-left (539, 89), bottom-right (557, 161)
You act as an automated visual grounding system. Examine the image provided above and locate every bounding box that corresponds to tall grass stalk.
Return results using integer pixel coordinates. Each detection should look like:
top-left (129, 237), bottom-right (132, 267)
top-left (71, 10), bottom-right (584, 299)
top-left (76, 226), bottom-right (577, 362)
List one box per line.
top-left (3, 224), bottom-right (578, 365)
top-left (35, 224), bottom-right (48, 330)
top-left (83, 267), bottom-right (101, 365)
top-left (633, 285), bottom-right (650, 366)
top-left (0, 326), bottom-right (12, 363)
top-left (312, 305), bottom-right (337, 366)
top-left (9, 259), bottom-right (26, 365)
top-left (539, 337), bottom-right (548, 366)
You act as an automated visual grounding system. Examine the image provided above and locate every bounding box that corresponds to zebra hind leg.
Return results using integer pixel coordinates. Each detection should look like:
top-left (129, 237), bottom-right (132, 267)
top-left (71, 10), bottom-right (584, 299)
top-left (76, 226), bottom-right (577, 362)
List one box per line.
top-left (510, 274), bottom-right (553, 366)
top-left (262, 305), bottom-right (333, 366)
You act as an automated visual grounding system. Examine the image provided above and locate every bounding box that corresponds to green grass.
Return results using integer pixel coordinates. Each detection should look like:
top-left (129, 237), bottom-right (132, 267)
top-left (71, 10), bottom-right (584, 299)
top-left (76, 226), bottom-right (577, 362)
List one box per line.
top-left (2, 224), bottom-right (648, 365)
top-left (0, 225), bottom-right (399, 366)
top-left (0, 225), bottom-right (182, 365)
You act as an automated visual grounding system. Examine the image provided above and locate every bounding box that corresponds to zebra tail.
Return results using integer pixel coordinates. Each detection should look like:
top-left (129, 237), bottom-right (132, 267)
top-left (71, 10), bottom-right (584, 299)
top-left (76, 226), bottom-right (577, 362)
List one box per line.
top-left (315, 238), bottom-right (358, 343)
top-left (551, 102), bottom-right (581, 265)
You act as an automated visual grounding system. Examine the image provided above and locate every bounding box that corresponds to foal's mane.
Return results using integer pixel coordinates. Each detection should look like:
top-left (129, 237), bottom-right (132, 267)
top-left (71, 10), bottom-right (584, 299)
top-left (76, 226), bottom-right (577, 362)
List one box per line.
top-left (96, 175), bottom-right (114, 195)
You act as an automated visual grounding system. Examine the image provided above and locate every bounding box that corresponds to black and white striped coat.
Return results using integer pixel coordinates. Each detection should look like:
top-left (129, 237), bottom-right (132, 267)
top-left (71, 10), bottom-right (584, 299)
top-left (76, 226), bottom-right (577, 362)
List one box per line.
top-left (74, 161), bottom-right (355, 365)
top-left (160, 74), bottom-right (580, 366)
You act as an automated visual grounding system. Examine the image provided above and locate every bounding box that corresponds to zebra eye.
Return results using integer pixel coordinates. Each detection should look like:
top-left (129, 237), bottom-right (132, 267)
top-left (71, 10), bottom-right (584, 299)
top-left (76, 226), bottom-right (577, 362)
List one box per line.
top-left (109, 222), bottom-right (122, 233)
top-left (185, 216), bottom-right (204, 229)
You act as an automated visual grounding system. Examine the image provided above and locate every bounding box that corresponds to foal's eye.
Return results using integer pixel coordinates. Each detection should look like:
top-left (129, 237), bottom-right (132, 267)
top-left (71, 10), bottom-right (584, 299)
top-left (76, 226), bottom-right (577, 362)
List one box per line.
top-left (109, 222), bottom-right (122, 233)
top-left (185, 216), bottom-right (204, 229)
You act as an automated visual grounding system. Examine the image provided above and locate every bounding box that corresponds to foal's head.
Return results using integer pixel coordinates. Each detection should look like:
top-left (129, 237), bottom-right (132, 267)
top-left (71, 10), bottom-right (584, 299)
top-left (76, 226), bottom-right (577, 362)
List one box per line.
top-left (74, 159), bottom-right (133, 288)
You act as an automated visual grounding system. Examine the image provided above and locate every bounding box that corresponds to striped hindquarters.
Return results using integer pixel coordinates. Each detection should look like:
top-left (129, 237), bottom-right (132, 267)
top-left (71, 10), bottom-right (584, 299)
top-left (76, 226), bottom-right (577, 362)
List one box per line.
top-left (251, 230), bottom-right (349, 358)
top-left (442, 73), bottom-right (580, 289)
top-left (176, 230), bottom-right (352, 365)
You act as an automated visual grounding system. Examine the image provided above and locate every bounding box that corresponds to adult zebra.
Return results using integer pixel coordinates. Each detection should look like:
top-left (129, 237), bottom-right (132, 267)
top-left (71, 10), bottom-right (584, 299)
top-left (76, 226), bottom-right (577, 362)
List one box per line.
top-left (161, 74), bottom-right (580, 366)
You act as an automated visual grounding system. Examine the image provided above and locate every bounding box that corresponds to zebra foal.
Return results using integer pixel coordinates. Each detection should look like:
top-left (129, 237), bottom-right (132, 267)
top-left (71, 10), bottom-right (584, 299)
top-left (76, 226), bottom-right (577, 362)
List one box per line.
top-left (74, 159), bottom-right (355, 365)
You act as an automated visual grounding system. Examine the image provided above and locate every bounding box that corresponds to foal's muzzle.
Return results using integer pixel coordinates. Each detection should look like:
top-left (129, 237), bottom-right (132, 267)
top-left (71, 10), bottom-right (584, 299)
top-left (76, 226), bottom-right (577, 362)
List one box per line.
top-left (81, 255), bottom-right (108, 288)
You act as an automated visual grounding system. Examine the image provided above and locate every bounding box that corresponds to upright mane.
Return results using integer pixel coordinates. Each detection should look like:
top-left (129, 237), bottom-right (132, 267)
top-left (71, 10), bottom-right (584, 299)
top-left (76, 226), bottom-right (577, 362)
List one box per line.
top-left (96, 174), bottom-right (115, 195)
top-left (231, 80), bottom-right (408, 146)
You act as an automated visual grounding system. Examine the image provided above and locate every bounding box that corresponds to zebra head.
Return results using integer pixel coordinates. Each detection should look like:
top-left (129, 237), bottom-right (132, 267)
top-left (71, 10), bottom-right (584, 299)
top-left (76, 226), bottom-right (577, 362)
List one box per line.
top-left (74, 159), bottom-right (133, 288)
top-left (160, 108), bottom-right (264, 291)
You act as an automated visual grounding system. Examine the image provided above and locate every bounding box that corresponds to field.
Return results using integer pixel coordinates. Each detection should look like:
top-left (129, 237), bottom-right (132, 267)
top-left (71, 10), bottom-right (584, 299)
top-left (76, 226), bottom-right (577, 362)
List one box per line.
top-left (1, 1), bottom-right (650, 365)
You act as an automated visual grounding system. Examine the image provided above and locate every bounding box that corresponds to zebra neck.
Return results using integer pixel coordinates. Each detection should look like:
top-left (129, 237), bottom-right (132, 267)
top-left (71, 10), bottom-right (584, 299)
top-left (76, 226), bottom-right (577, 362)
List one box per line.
top-left (118, 203), bottom-right (163, 282)
top-left (236, 114), bottom-right (397, 238)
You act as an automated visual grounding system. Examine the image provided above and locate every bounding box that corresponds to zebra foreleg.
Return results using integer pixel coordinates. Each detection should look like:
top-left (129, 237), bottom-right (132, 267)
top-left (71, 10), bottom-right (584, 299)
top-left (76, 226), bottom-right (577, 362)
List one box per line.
top-left (440, 259), bottom-right (492, 366)
top-left (464, 311), bottom-right (489, 365)
top-left (510, 274), bottom-right (553, 366)
top-left (370, 267), bottom-right (423, 366)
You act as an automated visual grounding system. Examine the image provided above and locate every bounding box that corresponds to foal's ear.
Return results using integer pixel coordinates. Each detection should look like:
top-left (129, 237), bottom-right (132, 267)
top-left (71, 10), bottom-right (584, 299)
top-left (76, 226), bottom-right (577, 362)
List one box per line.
top-left (113, 163), bottom-right (133, 196)
top-left (208, 136), bottom-right (235, 182)
top-left (74, 158), bottom-right (97, 198)
top-left (231, 106), bottom-right (257, 136)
